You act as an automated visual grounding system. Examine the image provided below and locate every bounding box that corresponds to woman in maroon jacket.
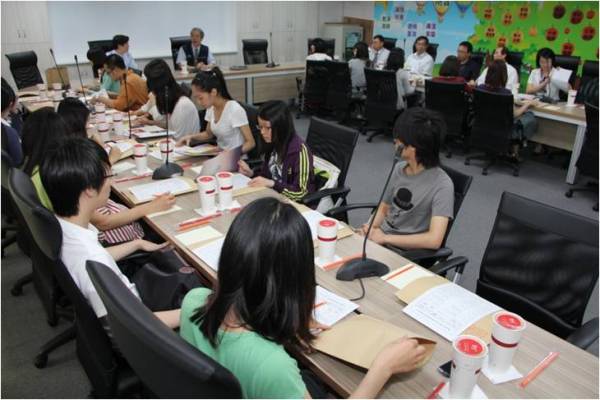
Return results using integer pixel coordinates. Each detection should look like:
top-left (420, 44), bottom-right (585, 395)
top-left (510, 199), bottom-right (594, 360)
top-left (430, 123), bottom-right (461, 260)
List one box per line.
top-left (238, 101), bottom-right (315, 202)
top-left (433, 55), bottom-right (473, 93)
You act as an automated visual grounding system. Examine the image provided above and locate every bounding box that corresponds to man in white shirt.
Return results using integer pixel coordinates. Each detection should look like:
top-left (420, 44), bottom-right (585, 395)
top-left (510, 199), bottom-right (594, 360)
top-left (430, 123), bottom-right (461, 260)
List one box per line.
top-left (306, 38), bottom-right (333, 61)
top-left (369, 35), bottom-right (391, 70)
top-left (176, 27), bottom-right (216, 71)
top-left (405, 36), bottom-right (434, 76)
top-left (40, 137), bottom-right (180, 328)
top-left (476, 46), bottom-right (519, 91)
top-left (106, 34), bottom-right (139, 71)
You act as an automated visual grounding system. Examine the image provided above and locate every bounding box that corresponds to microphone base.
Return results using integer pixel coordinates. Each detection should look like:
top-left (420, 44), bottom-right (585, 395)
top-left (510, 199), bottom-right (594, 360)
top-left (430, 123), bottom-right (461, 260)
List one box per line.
top-left (152, 162), bottom-right (183, 180)
top-left (265, 62), bottom-right (279, 68)
top-left (336, 257), bottom-right (390, 281)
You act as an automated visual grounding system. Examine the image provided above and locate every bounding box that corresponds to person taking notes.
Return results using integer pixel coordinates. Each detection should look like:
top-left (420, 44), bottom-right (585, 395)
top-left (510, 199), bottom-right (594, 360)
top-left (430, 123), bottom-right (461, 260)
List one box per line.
top-left (92, 54), bottom-right (148, 111)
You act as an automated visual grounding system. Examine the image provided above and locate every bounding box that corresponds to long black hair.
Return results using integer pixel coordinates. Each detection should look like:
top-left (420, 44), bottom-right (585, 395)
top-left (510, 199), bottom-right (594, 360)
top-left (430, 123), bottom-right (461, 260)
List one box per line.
top-left (353, 41), bottom-right (370, 64)
top-left (144, 58), bottom-right (184, 115)
top-left (21, 107), bottom-right (70, 175)
top-left (393, 107), bottom-right (445, 168)
top-left (386, 47), bottom-right (405, 72)
top-left (191, 197), bottom-right (316, 348)
top-left (191, 67), bottom-right (232, 100)
top-left (258, 100), bottom-right (295, 163)
top-left (57, 97), bottom-right (90, 137)
top-left (439, 55), bottom-right (460, 77)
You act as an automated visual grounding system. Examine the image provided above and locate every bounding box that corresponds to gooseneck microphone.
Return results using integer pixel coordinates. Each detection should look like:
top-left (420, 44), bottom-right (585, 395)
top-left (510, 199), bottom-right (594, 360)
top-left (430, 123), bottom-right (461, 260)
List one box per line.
top-left (122, 71), bottom-right (133, 139)
top-left (266, 32), bottom-right (279, 68)
top-left (73, 55), bottom-right (89, 109)
top-left (49, 48), bottom-right (67, 94)
top-left (152, 85), bottom-right (183, 180)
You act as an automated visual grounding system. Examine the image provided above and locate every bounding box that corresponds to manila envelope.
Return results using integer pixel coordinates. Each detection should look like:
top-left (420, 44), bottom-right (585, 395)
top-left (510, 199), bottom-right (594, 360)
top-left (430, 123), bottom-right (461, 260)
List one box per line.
top-left (313, 314), bottom-right (436, 370)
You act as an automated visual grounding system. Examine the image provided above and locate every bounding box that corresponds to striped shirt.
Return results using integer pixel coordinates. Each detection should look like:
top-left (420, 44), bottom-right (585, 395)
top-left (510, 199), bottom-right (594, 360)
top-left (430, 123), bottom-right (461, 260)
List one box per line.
top-left (97, 199), bottom-right (145, 245)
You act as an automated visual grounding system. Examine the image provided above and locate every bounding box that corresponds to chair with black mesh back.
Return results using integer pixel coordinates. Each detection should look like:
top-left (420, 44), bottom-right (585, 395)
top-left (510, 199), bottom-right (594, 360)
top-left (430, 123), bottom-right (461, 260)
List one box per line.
top-left (5, 51), bottom-right (44, 89)
top-left (465, 88), bottom-right (519, 176)
top-left (324, 60), bottom-right (353, 122)
top-left (87, 261), bottom-right (242, 398)
top-left (555, 55), bottom-right (580, 88)
top-left (565, 102), bottom-right (599, 211)
top-left (448, 191), bottom-right (598, 344)
top-left (425, 80), bottom-right (468, 157)
top-left (8, 167), bottom-right (140, 395)
top-left (575, 61), bottom-right (599, 104)
top-left (170, 36), bottom-right (192, 70)
top-left (506, 51), bottom-right (524, 75)
top-left (363, 68), bottom-right (399, 142)
top-left (302, 60), bottom-right (331, 116)
top-left (88, 40), bottom-right (113, 54)
top-left (307, 38), bottom-right (336, 58)
top-left (242, 39), bottom-right (268, 65)
top-left (383, 37), bottom-right (397, 51)
top-left (237, 102), bottom-right (266, 171)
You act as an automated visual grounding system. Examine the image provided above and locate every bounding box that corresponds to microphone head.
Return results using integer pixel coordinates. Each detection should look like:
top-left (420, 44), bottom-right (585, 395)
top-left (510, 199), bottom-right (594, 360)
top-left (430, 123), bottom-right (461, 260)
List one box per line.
top-left (74, 54), bottom-right (78, 62)
top-left (393, 188), bottom-right (413, 210)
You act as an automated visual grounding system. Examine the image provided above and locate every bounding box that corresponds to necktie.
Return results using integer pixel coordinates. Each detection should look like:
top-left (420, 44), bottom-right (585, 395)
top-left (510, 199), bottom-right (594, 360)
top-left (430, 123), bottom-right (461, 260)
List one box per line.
top-left (194, 47), bottom-right (199, 60)
top-left (373, 51), bottom-right (379, 66)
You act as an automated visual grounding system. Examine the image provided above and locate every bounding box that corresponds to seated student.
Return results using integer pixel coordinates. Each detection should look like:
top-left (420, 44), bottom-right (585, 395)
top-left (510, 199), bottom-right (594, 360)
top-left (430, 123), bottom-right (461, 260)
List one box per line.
top-left (526, 47), bottom-right (570, 101)
top-left (176, 68), bottom-right (255, 154)
top-left (405, 36), bottom-right (434, 76)
top-left (176, 27), bottom-right (216, 71)
top-left (40, 137), bottom-right (180, 330)
top-left (134, 59), bottom-right (199, 141)
top-left (180, 197), bottom-right (427, 399)
top-left (238, 101), bottom-right (315, 202)
top-left (385, 48), bottom-right (415, 111)
top-left (361, 108), bottom-right (454, 250)
top-left (306, 38), bottom-right (332, 61)
top-left (476, 46), bottom-right (519, 91)
top-left (106, 34), bottom-right (138, 70)
top-left (1, 79), bottom-right (23, 166)
top-left (433, 55), bottom-right (472, 93)
top-left (456, 41), bottom-right (480, 85)
top-left (87, 49), bottom-right (120, 98)
top-left (369, 35), bottom-right (391, 70)
top-left (349, 41), bottom-right (370, 92)
top-left (1, 77), bottom-right (24, 136)
top-left (92, 54), bottom-right (148, 112)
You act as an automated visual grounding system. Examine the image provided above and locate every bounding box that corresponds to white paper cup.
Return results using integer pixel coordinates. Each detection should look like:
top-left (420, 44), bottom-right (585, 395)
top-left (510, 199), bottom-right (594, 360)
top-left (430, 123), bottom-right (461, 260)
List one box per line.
top-left (159, 139), bottom-right (176, 161)
top-left (488, 311), bottom-right (526, 374)
top-left (52, 82), bottom-right (62, 90)
top-left (133, 143), bottom-right (148, 174)
top-left (317, 218), bottom-right (338, 263)
top-left (97, 122), bottom-right (110, 142)
top-left (216, 171), bottom-right (234, 209)
top-left (197, 176), bottom-right (217, 215)
top-left (567, 90), bottom-right (577, 107)
top-left (112, 112), bottom-right (123, 122)
top-left (36, 83), bottom-right (46, 92)
top-left (449, 335), bottom-right (487, 399)
top-left (113, 121), bottom-right (126, 135)
top-left (95, 112), bottom-right (106, 123)
top-left (94, 103), bottom-right (106, 113)
top-left (39, 90), bottom-right (48, 100)
top-left (52, 91), bottom-right (62, 101)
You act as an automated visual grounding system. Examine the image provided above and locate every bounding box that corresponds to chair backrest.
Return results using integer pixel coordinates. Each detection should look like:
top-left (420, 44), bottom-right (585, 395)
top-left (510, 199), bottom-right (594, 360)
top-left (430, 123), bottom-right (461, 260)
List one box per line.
top-left (364, 68), bottom-right (399, 127)
top-left (242, 39), bottom-right (268, 65)
top-left (411, 42), bottom-right (439, 62)
top-left (323, 60), bottom-right (352, 115)
top-left (506, 51), bottom-right (524, 73)
top-left (237, 102), bottom-right (266, 162)
top-left (425, 80), bottom-right (467, 136)
top-left (554, 55), bottom-right (581, 73)
top-left (170, 36), bottom-right (192, 69)
top-left (305, 117), bottom-right (359, 188)
top-left (382, 37), bottom-right (397, 51)
top-left (1, 150), bottom-right (16, 222)
top-left (575, 61), bottom-right (599, 104)
top-left (476, 191), bottom-right (599, 339)
top-left (575, 102), bottom-right (599, 178)
top-left (5, 51), bottom-right (43, 89)
top-left (87, 40), bottom-right (113, 54)
top-left (7, 167), bottom-right (121, 396)
top-left (470, 88), bottom-right (514, 154)
top-left (471, 51), bottom-right (486, 72)
top-left (86, 261), bottom-right (242, 399)
top-left (303, 60), bottom-right (331, 111)
top-left (307, 38), bottom-right (335, 58)
top-left (439, 165), bottom-right (472, 246)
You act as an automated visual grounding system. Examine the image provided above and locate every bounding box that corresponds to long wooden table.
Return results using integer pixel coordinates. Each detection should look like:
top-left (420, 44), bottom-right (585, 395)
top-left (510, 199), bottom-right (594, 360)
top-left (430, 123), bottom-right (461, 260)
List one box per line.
top-left (107, 142), bottom-right (598, 399)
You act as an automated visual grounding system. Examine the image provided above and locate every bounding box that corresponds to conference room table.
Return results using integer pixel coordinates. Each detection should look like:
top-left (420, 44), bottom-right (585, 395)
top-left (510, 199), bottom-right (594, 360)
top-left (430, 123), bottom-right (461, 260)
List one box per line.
top-left (106, 133), bottom-right (598, 399)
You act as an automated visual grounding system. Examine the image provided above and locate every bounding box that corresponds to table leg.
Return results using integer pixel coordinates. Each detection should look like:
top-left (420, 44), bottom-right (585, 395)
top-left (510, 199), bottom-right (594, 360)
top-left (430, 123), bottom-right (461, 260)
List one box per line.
top-left (566, 124), bottom-right (586, 184)
top-left (245, 77), bottom-right (253, 105)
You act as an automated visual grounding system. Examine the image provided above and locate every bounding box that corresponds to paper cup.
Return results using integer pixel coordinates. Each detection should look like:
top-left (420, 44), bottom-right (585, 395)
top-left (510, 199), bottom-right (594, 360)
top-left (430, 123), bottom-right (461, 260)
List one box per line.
top-left (97, 122), bottom-right (110, 142)
top-left (39, 90), bottom-right (48, 100)
top-left (95, 112), bottom-right (106, 123)
top-left (216, 171), bottom-right (234, 209)
top-left (197, 176), bottom-right (217, 215)
top-left (567, 90), bottom-right (577, 107)
top-left (52, 91), bottom-right (62, 101)
top-left (159, 139), bottom-right (176, 161)
top-left (317, 218), bottom-right (338, 263)
top-left (36, 83), bottom-right (46, 92)
top-left (488, 311), bottom-right (526, 374)
top-left (449, 335), bottom-right (487, 399)
top-left (112, 112), bottom-right (123, 122)
top-left (94, 103), bottom-right (106, 113)
top-left (113, 121), bottom-right (126, 135)
top-left (52, 82), bottom-right (62, 90)
top-left (133, 143), bottom-right (148, 174)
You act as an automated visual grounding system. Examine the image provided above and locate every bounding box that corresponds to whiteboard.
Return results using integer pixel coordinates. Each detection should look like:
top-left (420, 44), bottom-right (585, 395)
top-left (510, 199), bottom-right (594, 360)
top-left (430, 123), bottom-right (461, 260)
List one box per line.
top-left (47, 1), bottom-right (237, 64)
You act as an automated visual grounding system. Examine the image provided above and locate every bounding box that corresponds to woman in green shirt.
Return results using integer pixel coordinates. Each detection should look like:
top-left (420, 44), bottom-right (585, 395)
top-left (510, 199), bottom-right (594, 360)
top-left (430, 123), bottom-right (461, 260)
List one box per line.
top-left (180, 197), bottom-right (426, 399)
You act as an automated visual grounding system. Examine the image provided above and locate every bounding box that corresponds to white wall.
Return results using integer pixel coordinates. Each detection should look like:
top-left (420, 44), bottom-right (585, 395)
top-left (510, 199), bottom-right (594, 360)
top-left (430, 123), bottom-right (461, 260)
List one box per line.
top-left (342, 1), bottom-right (374, 20)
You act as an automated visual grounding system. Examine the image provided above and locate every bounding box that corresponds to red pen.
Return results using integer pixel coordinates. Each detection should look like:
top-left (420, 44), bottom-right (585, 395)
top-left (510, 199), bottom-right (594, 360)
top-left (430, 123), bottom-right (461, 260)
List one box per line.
top-left (176, 219), bottom-right (211, 232)
top-left (427, 381), bottom-right (445, 399)
top-left (114, 173), bottom-right (152, 183)
top-left (178, 213), bottom-right (222, 228)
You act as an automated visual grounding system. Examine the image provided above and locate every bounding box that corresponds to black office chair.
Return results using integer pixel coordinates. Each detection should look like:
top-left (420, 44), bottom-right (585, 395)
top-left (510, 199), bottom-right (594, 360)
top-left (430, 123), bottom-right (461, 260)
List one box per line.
top-left (425, 80), bottom-right (468, 157)
top-left (567, 317), bottom-right (599, 351)
top-left (87, 40), bottom-right (113, 54)
top-left (242, 39), bottom-right (268, 65)
top-left (307, 38), bottom-right (336, 58)
top-left (448, 191), bottom-right (598, 342)
top-left (326, 165), bottom-right (472, 282)
top-left (301, 117), bottom-right (359, 216)
top-left (302, 60), bottom-right (331, 116)
top-left (238, 102), bottom-right (266, 170)
top-left (8, 168), bottom-right (140, 395)
top-left (465, 88), bottom-right (519, 176)
top-left (565, 102), bottom-right (599, 211)
top-left (506, 51), bottom-right (524, 74)
top-left (383, 37), bottom-right (397, 51)
top-left (5, 51), bottom-right (44, 89)
top-left (86, 261), bottom-right (243, 398)
top-left (363, 68), bottom-right (399, 142)
top-left (575, 61), bottom-right (599, 104)
top-left (324, 60), bottom-right (353, 122)
top-left (86, 47), bottom-right (106, 79)
top-left (411, 43), bottom-right (439, 62)
top-left (170, 36), bottom-right (192, 70)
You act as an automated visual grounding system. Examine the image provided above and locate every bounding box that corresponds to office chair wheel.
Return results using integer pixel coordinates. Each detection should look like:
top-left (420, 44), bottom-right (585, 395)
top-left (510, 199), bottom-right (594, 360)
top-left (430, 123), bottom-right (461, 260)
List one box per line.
top-left (464, 159), bottom-right (470, 166)
top-left (565, 190), bottom-right (573, 198)
top-left (34, 354), bottom-right (48, 369)
top-left (482, 169), bottom-right (488, 176)
top-left (10, 286), bottom-right (23, 296)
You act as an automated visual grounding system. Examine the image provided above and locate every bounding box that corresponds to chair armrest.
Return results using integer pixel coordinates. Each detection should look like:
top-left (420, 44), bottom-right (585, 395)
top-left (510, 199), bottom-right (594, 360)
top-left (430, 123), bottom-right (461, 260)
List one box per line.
top-left (325, 203), bottom-right (378, 219)
top-left (119, 250), bottom-right (151, 263)
top-left (301, 186), bottom-right (351, 207)
top-left (567, 317), bottom-right (599, 351)
top-left (429, 256), bottom-right (468, 277)
top-left (394, 247), bottom-right (453, 263)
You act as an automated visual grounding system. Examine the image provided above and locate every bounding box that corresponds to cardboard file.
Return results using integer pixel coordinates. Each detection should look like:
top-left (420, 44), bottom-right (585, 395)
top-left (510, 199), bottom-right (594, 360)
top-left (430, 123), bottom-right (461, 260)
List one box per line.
top-left (175, 225), bottom-right (223, 249)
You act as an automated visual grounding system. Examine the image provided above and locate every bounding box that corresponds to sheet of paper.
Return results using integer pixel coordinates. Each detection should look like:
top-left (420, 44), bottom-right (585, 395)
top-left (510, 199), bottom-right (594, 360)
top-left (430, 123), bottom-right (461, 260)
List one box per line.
top-left (381, 263), bottom-right (434, 290)
top-left (175, 225), bottom-right (223, 248)
top-left (313, 286), bottom-right (358, 327)
top-left (191, 165), bottom-right (203, 175)
top-left (148, 149), bottom-right (187, 162)
top-left (112, 161), bottom-right (135, 174)
top-left (232, 173), bottom-right (251, 189)
top-left (552, 68), bottom-right (572, 92)
top-left (192, 237), bottom-right (225, 271)
top-left (482, 357), bottom-right (523, 384)
top-left (129, 177), bottom-right (192, 202)
top-left (313, 314), bottom-right (436, 370)
top-left (131, 126), bottom-right (173, 139)
top-left (147, 205), bottom-right (182, 218)
top-left (403, 283), bottom-right (501, 341)
top-left (174, 144), bottom-right (219, 157)
top-left (301, 210), bottom-right (343, 240)
top-left (112, 141), bottom-right (133, 153)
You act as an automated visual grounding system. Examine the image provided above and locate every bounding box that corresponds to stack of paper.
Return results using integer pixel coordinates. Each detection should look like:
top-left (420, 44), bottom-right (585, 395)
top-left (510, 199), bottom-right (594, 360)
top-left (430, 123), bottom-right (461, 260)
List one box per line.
top-left (192, 237), bottom-right (225, 271)
top-left (381, 263), bottom-right (434, 290)
top-left (313, 286), bottom-right (358, 327)
top-left (111, 161), bottom-right (135, 174)
top-left (128, 177), bottom-right (194, 203)
top-left (131, 126), bottom-right (174, 139)
top-left (175, 226), bottom-right (223, 249)
top-left (148, 149), bottom-right (188, 162)
top-left (175, 144), bottom-right (219, 157)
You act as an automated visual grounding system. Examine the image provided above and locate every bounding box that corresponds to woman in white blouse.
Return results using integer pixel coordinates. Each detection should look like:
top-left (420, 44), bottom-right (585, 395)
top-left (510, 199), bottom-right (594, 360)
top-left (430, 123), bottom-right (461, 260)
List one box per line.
top-left (526, 47), bottom-right (570, 101)
top-left (176, 67), bottom-right (255, 154)
top-left (135, 59), bottom-right (199, 140)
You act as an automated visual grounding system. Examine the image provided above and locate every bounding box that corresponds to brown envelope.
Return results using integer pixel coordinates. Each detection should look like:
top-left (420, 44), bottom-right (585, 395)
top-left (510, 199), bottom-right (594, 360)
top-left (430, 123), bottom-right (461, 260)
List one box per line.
top-left (313, 314), bottom-right (436, 370)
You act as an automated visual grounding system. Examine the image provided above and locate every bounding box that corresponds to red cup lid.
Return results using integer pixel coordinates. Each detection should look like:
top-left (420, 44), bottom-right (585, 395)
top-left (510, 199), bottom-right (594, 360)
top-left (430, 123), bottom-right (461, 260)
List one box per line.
top-left (134, 143), bottom-right (146, 147)
top-left (456, 338), bottom-right (485, 356)
top-left (217, 172), bottom-right (232, 178)
top-left (496, 313), bottom-right (523, 329)
top-left (198, 176), bottom-right (214, 183)
top-left (319, 219), bottom-right (336, 227)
